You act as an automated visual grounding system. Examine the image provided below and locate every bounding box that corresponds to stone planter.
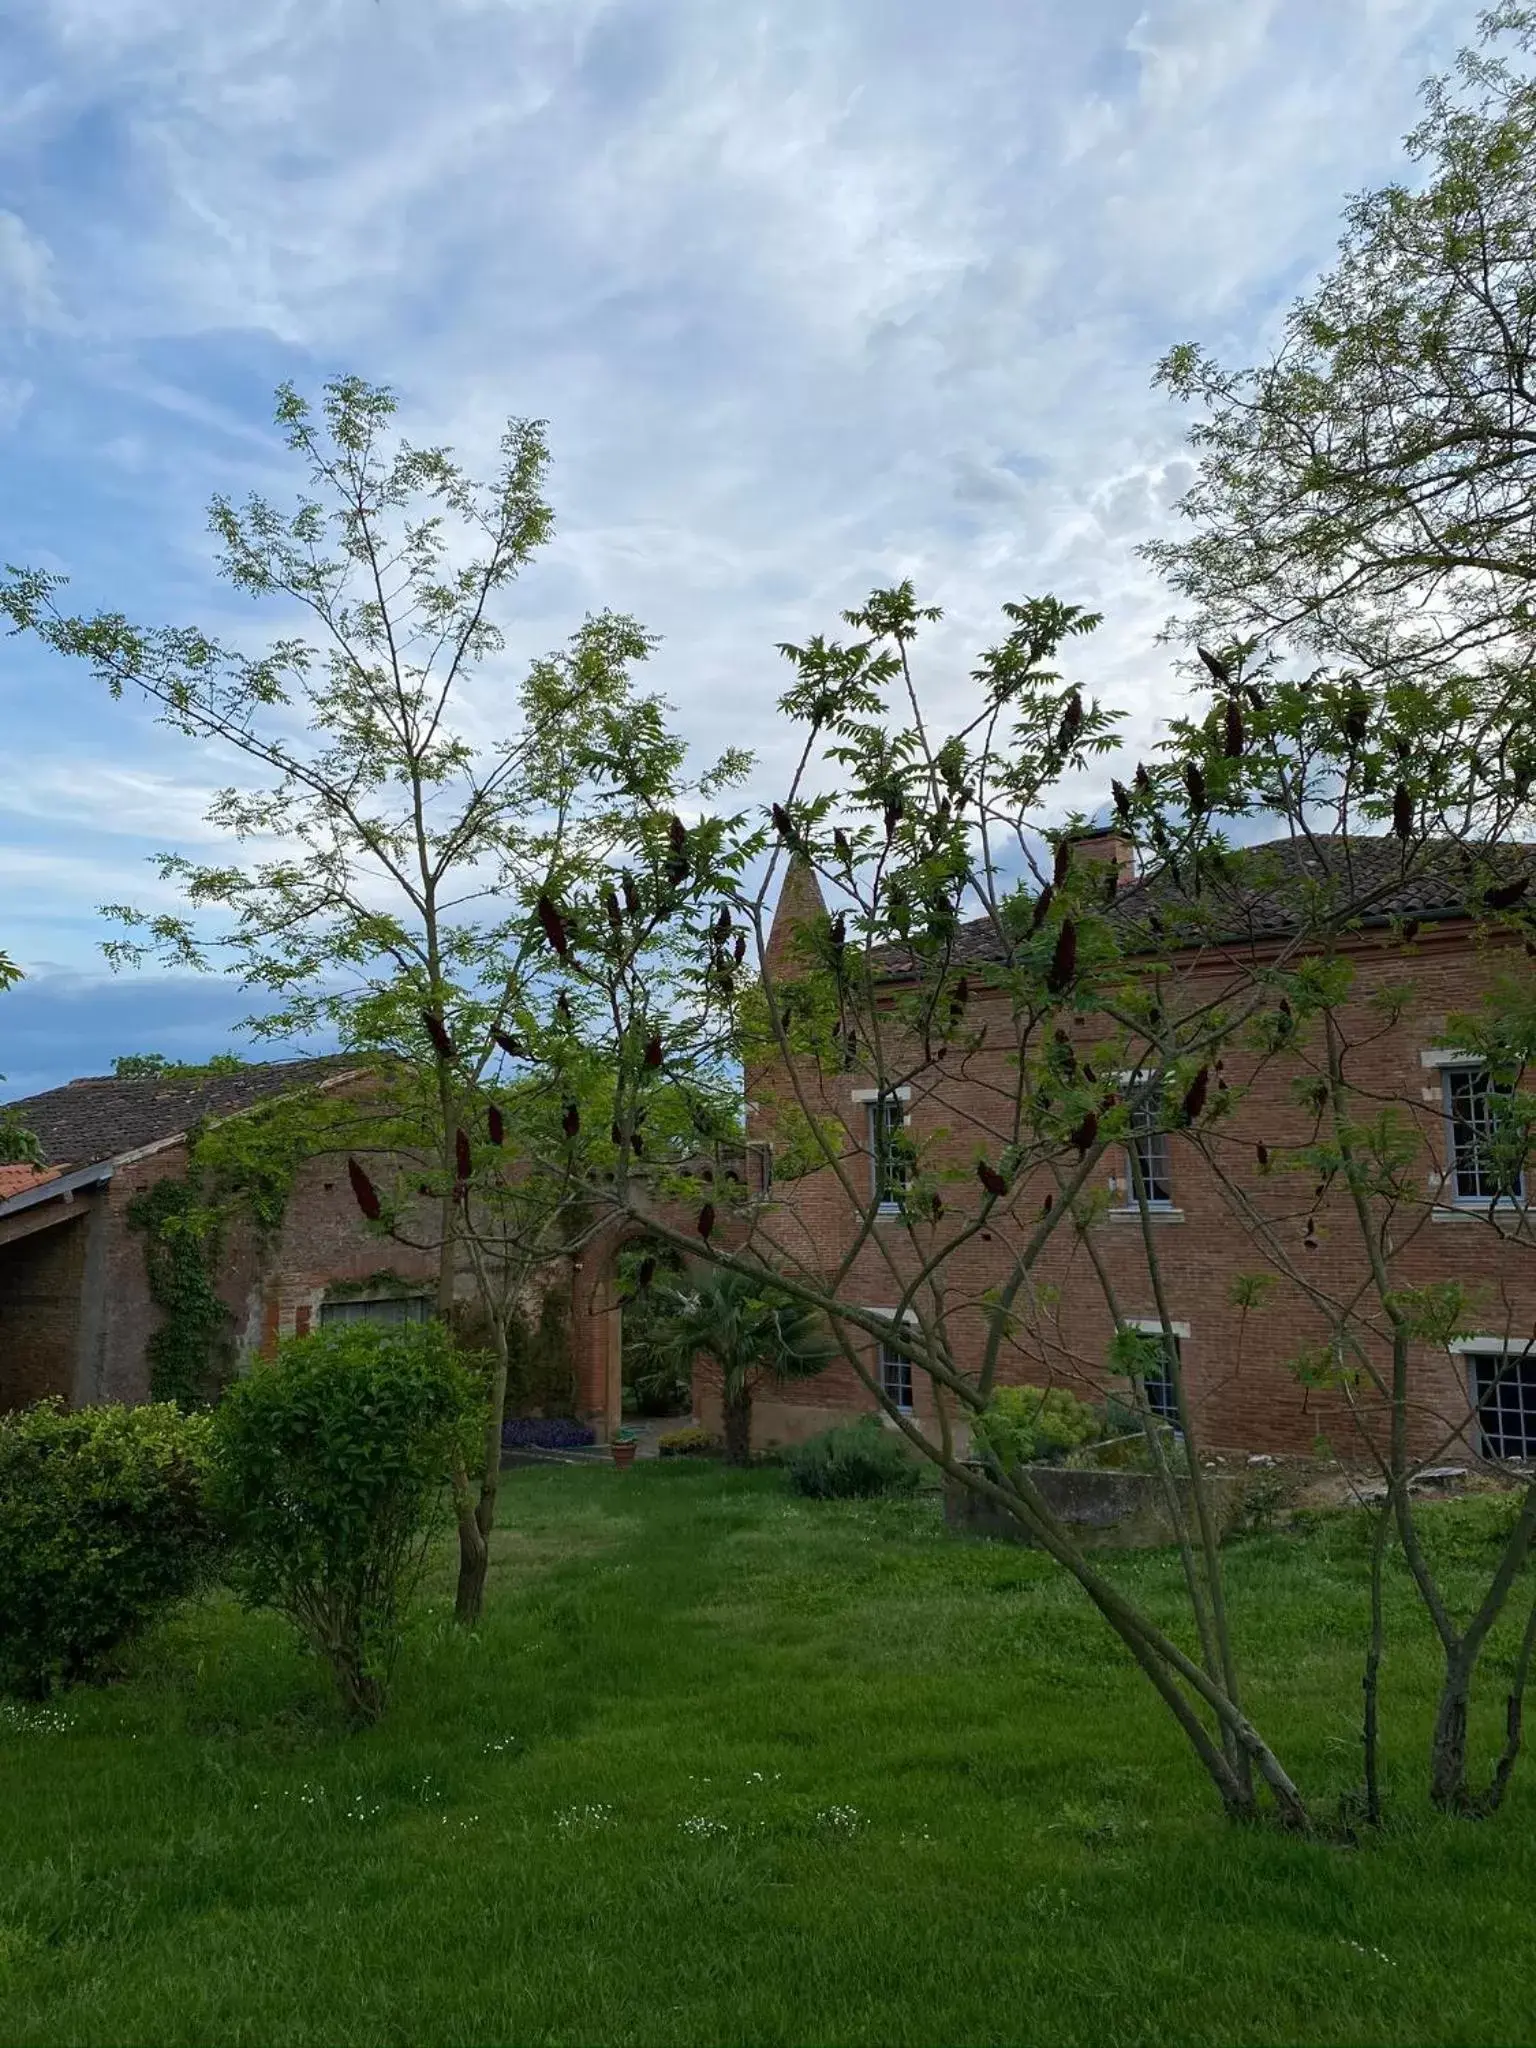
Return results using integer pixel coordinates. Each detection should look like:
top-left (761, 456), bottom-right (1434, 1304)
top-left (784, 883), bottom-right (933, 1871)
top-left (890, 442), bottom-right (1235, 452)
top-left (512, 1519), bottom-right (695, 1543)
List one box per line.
top-left (945, 1460), bottom-right (1244, 1551)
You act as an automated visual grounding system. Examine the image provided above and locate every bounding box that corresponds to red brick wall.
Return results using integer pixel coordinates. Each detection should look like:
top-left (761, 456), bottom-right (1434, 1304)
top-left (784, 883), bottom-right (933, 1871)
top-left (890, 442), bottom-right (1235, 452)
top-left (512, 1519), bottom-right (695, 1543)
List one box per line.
top-left (260, 1152), bottom-right (441, 1350)
top-left (48, 1134), bottom-right (443, 1410)
top-left (0, 1213), bottom-right (89, 1408)
top-left (743, 925), bottom-right (1536, 1460)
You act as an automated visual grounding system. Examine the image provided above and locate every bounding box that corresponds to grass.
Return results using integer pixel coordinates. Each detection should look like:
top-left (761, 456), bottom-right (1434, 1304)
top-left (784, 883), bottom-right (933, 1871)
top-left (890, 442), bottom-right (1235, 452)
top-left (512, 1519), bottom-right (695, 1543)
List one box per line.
top-left (2, 1465), bottom-right (1536, 2046)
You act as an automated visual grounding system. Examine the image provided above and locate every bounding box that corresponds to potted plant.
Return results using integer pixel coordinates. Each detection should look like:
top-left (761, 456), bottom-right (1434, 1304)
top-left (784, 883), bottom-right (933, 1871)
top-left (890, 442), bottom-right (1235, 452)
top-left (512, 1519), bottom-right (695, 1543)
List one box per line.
top-left (610, 1428), bottom-right (639, 1470)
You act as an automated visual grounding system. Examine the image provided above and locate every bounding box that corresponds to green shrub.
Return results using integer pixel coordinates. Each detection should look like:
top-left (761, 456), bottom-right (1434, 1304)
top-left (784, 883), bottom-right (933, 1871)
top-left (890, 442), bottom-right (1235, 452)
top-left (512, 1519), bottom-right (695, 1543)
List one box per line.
top-left (210, 1322), bottom-right (477, 1723)
top-left (785, 1418), bottom-right (923, 1500)
top-left (656, 1426), bottom-right (719, 1458)
top-left (971, 1385), bottom-right (1102, 1470)
top-left (0, 1399), bottom-right (217, 1697)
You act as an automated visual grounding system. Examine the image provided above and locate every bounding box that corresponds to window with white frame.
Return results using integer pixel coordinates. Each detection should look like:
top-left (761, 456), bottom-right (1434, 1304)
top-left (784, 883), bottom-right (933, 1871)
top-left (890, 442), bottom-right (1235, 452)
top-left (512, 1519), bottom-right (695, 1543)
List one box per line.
top-left (318, 1294), bottom-right (432, 1328)
top-left (1143, 1336), bottom-right (1179, 1423)
top-left (1124, 1077), bottom-right (1173, 1207)
top-left (1442, 1064), bottom-right (1526, 1204)
top-left (1466, 1350), bottom-right (1536, 1460)
top-left (866, 1093), bottom-right (910, 1211)
top-left (1126, 1320), bottom-right (1185, 1424)
top-left (877, 1332), bottom-right (914, 1412)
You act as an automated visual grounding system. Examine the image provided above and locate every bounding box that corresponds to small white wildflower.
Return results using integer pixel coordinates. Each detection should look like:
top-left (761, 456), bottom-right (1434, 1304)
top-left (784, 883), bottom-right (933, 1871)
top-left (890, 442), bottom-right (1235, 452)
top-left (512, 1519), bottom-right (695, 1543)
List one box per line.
top-left (0, 1700), bottom-right (75, 1737)
top-left (554, 1802), bottom-right (615, 1837)
top-left (679, 1814), bottom-right (730, 1840)
top-left (815, 1804), bottom-right (865, 1836)
top-left (1339, 1938), bottom-right (1396, 1968)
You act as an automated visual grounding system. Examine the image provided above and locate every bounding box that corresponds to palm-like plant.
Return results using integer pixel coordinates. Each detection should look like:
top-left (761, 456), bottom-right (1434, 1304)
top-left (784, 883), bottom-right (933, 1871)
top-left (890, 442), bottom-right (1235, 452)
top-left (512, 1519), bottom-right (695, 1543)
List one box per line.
top-left (647, 1265), bottom-right (837, 1465)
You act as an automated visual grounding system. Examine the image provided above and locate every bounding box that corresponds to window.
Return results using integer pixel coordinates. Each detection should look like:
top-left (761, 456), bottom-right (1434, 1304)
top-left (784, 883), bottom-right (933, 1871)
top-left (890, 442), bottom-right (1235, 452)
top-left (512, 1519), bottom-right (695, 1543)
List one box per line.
top-left (1142, 1335), bottom-right (1180, 1423)
top-left (878, 1335), bottom-right (914, 1412)
top-left (1468, 1351), bottom-right (1536, 1460)
top-left (867, 1094), bottom-right (910, 1211)
top-left (1125, 1320), bottom-right (1186, 1424)
top-left (746, 1141), bottom-right (773, 1197)
top-left (318, 1295), bottom-right (432, 1328)
top-left (1444, 1065), bottom-right (1525, 1204)
top-left (1125, 1080), bottom-right (1173, 1207)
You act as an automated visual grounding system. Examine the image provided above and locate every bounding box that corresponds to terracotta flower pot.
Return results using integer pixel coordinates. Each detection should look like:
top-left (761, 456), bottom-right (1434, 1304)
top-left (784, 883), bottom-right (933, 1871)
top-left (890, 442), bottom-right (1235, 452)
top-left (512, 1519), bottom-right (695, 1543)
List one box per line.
top-left (611, 1438), bottom-right (638, 1469)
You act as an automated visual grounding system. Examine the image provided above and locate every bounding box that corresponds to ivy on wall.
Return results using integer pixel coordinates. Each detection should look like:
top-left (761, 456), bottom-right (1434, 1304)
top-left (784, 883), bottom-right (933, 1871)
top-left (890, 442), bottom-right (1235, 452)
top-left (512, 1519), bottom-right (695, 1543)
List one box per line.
top-left (322, 1270), bottom-right (426, 1303)
top-left (126, 1177), bottom-right (234, 1411)
top-left (127, 1085), bottom-right (345, 1408)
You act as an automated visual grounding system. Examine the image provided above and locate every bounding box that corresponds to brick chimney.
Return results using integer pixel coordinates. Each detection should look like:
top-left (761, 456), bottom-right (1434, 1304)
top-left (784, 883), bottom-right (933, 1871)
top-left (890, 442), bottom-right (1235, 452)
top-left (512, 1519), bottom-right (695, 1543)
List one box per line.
top-left (1071, 827), bottom-right (1138, 889)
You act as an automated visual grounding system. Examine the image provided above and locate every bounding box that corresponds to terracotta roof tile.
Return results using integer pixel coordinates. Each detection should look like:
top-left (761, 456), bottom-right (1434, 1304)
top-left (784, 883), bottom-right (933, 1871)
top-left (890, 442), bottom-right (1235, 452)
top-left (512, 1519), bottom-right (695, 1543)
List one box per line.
top-left (878, 834), bottom-right (1536, 975)
top-left (2, 1056), bottom-right (367, 1171)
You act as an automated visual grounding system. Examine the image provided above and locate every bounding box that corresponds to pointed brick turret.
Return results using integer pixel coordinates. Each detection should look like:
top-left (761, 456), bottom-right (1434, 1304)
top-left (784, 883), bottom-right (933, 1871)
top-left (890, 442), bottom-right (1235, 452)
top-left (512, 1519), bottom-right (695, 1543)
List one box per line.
top-left (764, 854), bottom-right (827, 979)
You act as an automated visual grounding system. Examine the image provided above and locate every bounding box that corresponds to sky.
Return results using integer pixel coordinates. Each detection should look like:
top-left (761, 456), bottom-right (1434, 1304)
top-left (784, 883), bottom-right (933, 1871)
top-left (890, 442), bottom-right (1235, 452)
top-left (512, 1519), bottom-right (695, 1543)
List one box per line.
top-left (0, 0), bottom-right (1482, 1098)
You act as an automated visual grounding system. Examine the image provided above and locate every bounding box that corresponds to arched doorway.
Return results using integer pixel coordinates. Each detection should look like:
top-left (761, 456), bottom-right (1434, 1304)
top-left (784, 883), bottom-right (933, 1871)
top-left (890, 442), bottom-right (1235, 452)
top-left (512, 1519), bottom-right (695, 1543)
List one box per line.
top-left (567, 1219), bottom-right (697, 1442)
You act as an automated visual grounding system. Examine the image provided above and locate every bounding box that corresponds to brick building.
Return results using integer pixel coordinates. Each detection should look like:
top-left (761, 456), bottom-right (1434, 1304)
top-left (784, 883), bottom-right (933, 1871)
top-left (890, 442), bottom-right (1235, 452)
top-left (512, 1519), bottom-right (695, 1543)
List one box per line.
top-left (733, 834), bottom-right (1536, 1464)
top-left (0, 1058), bottom-right (443, 1413)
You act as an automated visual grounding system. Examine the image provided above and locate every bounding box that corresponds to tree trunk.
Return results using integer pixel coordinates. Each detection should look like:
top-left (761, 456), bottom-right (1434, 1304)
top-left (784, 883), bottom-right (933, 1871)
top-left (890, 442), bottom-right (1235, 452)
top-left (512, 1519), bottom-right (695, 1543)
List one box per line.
top-left (454, 1312), bottom-right (511, 1629)
top-left (723, 1387), bottom-right (753, 1467)
top-left (1429, 1660), bottom-right (1473, 1813)
top-left (455, 1505), bottom-right (490, 1625)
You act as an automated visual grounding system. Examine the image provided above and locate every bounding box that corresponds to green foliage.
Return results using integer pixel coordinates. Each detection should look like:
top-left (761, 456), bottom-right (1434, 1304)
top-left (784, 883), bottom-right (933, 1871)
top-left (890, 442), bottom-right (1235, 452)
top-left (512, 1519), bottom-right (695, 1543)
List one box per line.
top-left (647, 1266), bottom-right (838, 1407)
top-left (1382, 1282), bottom-right (1474, 1347)
top-left (0, 1400), bottom-right (217, 1697)
top-left (785, 1418), bottom-right (923, 1499)
top-left (1229, 1272), bottom-right (1278, 1313)
top-left (619, 1239), bottom-right (691, 1416)
top-left (971, 1385), bottom-right (1103, 1470)
top-left (9, 1470), bottom-right (1536, 2044)
top-left (126, 1178), bottom-right (234, 1409)
top-left (325, 1269), bottom-right (425, 1304)
top-left (209, 1323), bottom-right (478, 1722)
top-left (127, 1091), bottom-right (337, 1408)
top-left (505, 1287), bottom-right (576, 1416)
top-left (1147, 9), bottom-right (1536, 753)
top-left (0, 1109), bottom-right (44, 1168)
top-left (112, 1052), bottom-right (248, 1079)
top-left (452, 1283), bottom-right (576, 1418)
top-left (656, 1426), bottom-right (719, 1458)
top-left (645, 1265), bottom-right (837, 1463)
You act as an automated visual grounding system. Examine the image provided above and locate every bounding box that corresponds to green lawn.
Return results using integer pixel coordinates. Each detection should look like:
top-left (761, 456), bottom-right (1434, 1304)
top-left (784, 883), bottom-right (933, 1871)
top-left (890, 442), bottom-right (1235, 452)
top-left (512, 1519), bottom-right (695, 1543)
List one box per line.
top-left (2, 1463), bottom-right (1534, 2047)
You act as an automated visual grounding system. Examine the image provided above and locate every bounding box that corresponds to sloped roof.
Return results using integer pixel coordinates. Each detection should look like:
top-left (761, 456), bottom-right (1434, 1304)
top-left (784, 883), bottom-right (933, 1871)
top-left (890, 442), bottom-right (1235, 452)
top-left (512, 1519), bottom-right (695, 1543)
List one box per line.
top-left (0, 1165), bottom-right (59, 1200)
top-left (3, 1056), bottom-right (367, 1171)
top-left (887, 835), bottom-right (1536, 974)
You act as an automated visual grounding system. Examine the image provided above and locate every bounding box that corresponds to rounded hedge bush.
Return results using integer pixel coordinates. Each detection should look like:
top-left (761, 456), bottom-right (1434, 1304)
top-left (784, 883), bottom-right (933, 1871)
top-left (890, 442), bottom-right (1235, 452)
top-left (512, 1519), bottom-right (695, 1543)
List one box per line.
top-left (785, 1418), bottom-right (923, 1500)
top-left (0, 1398), bottom-right (217, 1698)
top-left (210, 1321), bottom-right (477, 1722)
top-left (657, 1425), bottom-right (720, 1458)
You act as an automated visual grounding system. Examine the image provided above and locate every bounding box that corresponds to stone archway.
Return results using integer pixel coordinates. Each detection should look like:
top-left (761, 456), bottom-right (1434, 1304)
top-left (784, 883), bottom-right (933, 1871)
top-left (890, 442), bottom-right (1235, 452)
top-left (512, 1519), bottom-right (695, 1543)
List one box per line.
top-left (568, 1215), bottom-right (661, 1443)
top-left (567, 1203), bottom-right (724, 1441)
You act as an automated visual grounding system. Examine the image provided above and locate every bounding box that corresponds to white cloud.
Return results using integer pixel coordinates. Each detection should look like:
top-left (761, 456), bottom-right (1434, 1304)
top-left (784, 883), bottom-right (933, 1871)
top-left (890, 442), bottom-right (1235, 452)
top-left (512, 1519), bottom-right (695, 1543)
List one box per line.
top-left (0, 375), bottom-right (33, 429)
top-left (0, 0), bottom-right (1487, 1063)
top-left (0, 210), bottom-right (63, 328)
top-left (0, 761), bottom-right (239, 842)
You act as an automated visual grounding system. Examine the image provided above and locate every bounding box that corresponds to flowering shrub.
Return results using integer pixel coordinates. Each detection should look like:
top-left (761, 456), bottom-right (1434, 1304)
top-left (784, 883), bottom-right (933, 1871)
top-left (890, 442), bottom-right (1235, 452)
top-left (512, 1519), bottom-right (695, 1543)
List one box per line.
top-left (0, 1399), bottom-right (218, 1697)
top-left (501, 1417), bottom-right (597, 1451)
top-left (657, 1426), bottom-right (719, 1458)
top-left (971, 1385), bottom-right (1102, 1469)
